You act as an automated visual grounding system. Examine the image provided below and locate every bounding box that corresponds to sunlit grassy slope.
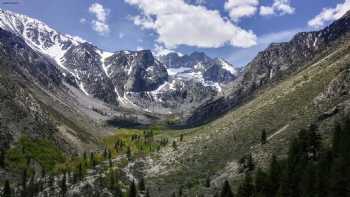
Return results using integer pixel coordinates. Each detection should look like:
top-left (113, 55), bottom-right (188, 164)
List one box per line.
top-left (143, 43), bottom-right (350, 195)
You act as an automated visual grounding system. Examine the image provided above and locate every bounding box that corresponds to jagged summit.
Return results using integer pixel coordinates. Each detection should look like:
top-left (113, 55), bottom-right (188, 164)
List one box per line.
top-left (0, 8), bottom-right (90, 80)
top-left (0, 8), bottom-right (238, 115)
top-left (186, 8), bottom-right (350, 126)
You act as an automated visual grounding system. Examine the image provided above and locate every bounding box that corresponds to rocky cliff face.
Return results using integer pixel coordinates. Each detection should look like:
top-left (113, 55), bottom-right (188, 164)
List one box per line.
top-left (106, 50), bottom-right (168, 94)
top-left (0, 66), bottom-right (56, 150)
top-left (63, 43), bottom-right (117, 104)
top-left (0, 9), bottom-right (239, 118)
top-left (185, 10), bottom-right (350, 126)
top-left (0, 27), bottom-right (98, 154)
top-left (159, 52), bottom-right (239, 83)
top-left (158, 52), bottom-right (211, 68)
top-left (242, 10), bottom-right (350, 91)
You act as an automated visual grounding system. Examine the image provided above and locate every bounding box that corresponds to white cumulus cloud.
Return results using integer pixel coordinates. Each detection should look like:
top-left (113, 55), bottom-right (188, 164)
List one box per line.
top-left (224, 0), bottom-right (259, 22)
top-left (91, 20), bottom-right (110, 34)
top-left (136, 46), bottom-right (144, 51)
top-left (308, 0), bottom-right (350, 28)
top-left (125, 0), bottom-right (257, 49)
top-left (153, 44), bottom-right (182, 57)
top-left (88, 3), bottom-right (110, 35)
top-left (260, 0), bottom-right (295, 16)
top-left (80, 18), bottom-right (87, 24)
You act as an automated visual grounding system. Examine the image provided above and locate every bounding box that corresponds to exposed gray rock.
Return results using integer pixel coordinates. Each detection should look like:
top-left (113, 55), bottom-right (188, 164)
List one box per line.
top-left (185, 10), bottom-right (350, 126)
top-left (63, 43), bottom-right (117, 104)
top-left (106, 50), bottom-right (168, 94)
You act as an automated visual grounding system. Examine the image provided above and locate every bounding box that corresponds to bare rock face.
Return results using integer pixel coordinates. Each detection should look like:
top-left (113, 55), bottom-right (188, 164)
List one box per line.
top-left (106, 50), bottom-right (168, 95)
top-left (63, 43), bottom-right (117, 104)
top-left (185, 10), bottom-right (350, 126)
top-left (0, 29), bottom-right (59, 150)
top-left (202, 63), bottom-right (236, 83)
top-left (243, 10), bottom-right (350, 91)
top-left (158, 51), bottom-right (211, 68)
top-left (0, 28), bottom-right (62, 89)
top-left (314, 69), bottom-right (350, 111)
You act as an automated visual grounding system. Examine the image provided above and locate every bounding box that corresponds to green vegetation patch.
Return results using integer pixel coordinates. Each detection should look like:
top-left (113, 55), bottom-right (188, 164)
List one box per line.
top-left (103, 128), bottom-right (165, 158)
top-left (6, 136), bottom-right (65, 173)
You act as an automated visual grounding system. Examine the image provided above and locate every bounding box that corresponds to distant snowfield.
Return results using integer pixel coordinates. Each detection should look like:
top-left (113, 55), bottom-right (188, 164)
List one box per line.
top-left (166, 67), bottom-right (192, 75)
top-left (218, 58), bottom-right (238, 75)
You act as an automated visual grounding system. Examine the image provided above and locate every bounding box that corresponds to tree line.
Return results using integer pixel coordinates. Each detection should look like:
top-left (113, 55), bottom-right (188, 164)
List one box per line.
top-left (218, 118), bottom-right (350, 197)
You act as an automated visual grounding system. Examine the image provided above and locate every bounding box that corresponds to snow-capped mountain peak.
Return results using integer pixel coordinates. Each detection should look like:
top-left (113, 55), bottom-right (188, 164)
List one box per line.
top-left (0, 8), bottom-right (240, 115)
top-left (215, 58), bottom-right (239, 76)
top-left (0, 9), bottom-right (87, 71)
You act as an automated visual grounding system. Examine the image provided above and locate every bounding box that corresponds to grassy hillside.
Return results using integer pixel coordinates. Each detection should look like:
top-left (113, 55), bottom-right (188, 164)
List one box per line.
top-left (143, 41), bottom-right (350, 196)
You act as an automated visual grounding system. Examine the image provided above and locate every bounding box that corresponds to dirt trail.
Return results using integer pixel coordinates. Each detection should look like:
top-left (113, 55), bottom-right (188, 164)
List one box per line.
top-left (267, 124), bottom-right (289, 141)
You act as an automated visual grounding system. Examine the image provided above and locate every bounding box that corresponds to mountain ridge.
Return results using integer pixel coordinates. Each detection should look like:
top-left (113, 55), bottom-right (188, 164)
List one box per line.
top-left (0, 8), bottom-right (239, 119)
top-left (184, 10), bottom-right (350, 126)
top-left (1, 7), bottom-right (350, 197)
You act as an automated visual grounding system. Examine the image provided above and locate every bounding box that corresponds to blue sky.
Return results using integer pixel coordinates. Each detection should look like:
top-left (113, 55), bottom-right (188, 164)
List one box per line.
top-left (0, 0), bottom-right (348, 66)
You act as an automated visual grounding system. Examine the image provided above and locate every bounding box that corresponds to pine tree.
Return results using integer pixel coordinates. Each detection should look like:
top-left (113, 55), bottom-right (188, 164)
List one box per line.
top-left (205, 176), bottom-right (211, 188)
top-left (283, 137), bottom-right (303, 197)
top-left (127, 147), bottom-right (132, 160)
top-left (255, 168), bottom-right (268, 197)
top-left (329, 119), bottom-right (350, 197)
top-left (145, 189), bottom-right (151, 197)
top-left (128, 180), bottom-right (137, 197)
top-left (178, 186), bottom-right (183, 197)
top-left (110, 170), bottom-right (115, 190)
top-left (267, 155), bottom-right (281, 197)
top-left (3, 180), bottom-right (11, 197)
top-left (180, 134), bottom-right (184, 142)
top-left (83, 151), bottom-right (88, 167)
top-left (172, 141), bottom-right (177, 150)
top-left (41, 168), bottom-right (46, 179)
top-left (261, 129), bottom-right (267, 145)
top-left (220, 180), bottom-right (234, 197)
top-left (78, 163), bottom-right (83, 180)
top-left (103, 147), bottom-right (108, 159)
top-left (108, 150), bottom-right (112, 167)
top-left (247, 154), bottom-right (255, 172)
top-left (307, 125), bottom-right (322, 160)
top-left (329, 157), bottom-right (350, 197)
top-left (114, 184), bottom-right (123, 197)
top-left (316, 150), bottom-right (332, 197)
top-left (138, 177), bottom-right (146, 191)
top-left (332, 122), bottom-right (342, 156)
top-left (0, 149), bottom-right (5, 168)
top-left (90, 152), bottom-right (96, 168)
top-left (22, 168), bottom-right (27, 191)
top-left (335, 119), bottom-right (350, 159)
top-left (237, 173), bottom-right (255, 197)
top-left (298, 163), bottom-right (317, 197)
top-left (61, 173), bottom-right (67, 196)
top-left (113, 171), bottom-right (122, 197)
top-left (48, 175), bottom-right (54, 187)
